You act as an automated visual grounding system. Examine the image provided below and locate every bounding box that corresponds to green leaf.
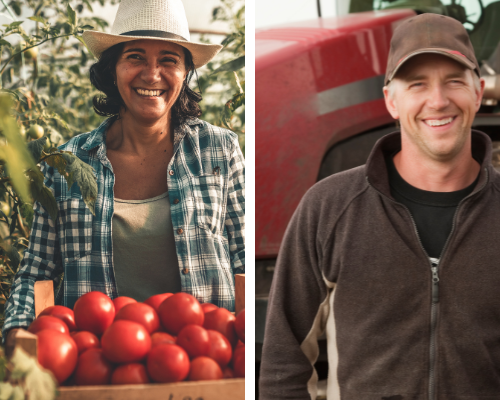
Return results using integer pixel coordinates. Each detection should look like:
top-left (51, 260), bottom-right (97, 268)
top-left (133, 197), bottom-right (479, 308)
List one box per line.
top-left (82, 0), bottom-right (94, 12)
top-left (0, 95), bottom-right (36, 204)
top-left (211, 56), bottom-right (245, 75)
top-left (0, 241), bottom-right (20, 268)
top-left (20, 202), bottom-right (34, 226)
top-left (0, 39), bottom-right (11, 47)
top-left (75, 35), bottom-right (92, 55)
top-left (44, 153), bottom-right (75, 189)
top-left (0, 382), bottom-right (14, 400)
top-left (80, 24), bottom-right (94, 30)
top-left (28, 16), bottom-right (45, 24)
top-left (62, 154), bottom-right (97, 215)
top-left (8, 21), bottom-right (23, 28)
top-left (30, 180), bottom-right (57, 221)
top-left (27, 137), bottom-right (47, 163)
top-left (9, 211), bottom-right (17, 235)
top-left (67, 4), bottom-right (77, 26)
top-left (23, 356), bottom-right (57, 400)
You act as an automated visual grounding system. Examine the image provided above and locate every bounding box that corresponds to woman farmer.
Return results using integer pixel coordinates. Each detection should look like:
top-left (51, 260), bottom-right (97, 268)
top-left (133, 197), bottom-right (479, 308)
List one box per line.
top-left (3, 0), bottom-right (245, 351)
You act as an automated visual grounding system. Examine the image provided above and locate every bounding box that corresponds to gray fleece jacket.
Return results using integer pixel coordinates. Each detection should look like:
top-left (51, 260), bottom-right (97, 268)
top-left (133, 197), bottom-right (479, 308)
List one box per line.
top-left (260, 130), bottom-right (500, 400)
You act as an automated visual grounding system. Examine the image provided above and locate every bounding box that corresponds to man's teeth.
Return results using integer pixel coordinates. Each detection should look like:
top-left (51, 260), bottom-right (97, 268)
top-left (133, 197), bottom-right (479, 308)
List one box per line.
top-left (425, 117), bottom-right (454, 127)
top-left (137, 89), bottom-right (162, 97)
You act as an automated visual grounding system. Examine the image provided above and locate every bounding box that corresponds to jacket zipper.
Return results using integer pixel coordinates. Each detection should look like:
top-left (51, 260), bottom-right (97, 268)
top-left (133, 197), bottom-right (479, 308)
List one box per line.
top-left (366, 168), bottom-right (488, 400)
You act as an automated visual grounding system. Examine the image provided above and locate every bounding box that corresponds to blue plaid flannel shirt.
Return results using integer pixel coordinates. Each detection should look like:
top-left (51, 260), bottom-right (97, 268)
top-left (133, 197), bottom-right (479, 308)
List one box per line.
top-left (3, 117), bottom-right (245, 338)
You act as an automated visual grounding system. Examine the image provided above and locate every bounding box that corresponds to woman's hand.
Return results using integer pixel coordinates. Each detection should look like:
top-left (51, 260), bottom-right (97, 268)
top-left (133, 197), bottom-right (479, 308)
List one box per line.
top-left (5, 328), bottom-right (20, 358)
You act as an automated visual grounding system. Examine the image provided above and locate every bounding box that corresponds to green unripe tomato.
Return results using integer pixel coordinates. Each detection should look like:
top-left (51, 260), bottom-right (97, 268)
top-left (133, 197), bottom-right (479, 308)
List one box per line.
top-left (43, 139), bottom-right (51, 151)
top-left (0, 202), bottom-right (10, 217)
top-left (28, 124), bottom-right (44, 139)
top-left (24, 46), bottom-right (38, 60)
top-left (19, 125), bottom-right (26, 139)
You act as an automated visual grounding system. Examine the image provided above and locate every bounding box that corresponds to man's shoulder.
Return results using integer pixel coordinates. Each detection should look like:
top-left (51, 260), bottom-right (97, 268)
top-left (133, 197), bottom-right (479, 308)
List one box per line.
top-left (305, 165), bottom-right (369, 204)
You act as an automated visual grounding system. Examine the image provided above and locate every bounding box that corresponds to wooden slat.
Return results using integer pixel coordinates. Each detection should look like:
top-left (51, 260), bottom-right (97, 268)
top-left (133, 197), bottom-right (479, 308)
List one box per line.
top-left (57, 378), bottom-right (245, 400)
top-left (235, 274), bottom-right (245, 315)
top-left (14, 329), bottom-right (38, 358)
top-left (34, 280), bottom-right (54, 317)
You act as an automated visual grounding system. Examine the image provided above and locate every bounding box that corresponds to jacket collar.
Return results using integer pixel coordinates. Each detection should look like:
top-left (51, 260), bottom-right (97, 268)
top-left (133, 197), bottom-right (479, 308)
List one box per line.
top-left (365, 129), bottom-right (492, 198)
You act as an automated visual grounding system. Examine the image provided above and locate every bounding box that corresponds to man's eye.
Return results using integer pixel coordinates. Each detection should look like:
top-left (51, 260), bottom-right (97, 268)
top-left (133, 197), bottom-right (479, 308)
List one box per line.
top-left (410, 83), bottom-right (423, 88)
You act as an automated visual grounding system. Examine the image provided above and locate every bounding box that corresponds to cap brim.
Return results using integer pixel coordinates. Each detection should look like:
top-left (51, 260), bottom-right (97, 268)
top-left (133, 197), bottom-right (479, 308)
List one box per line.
top-left (82, 31), bottom-right (223, 68)
top-left (386, 48), bottom-right (476, 85)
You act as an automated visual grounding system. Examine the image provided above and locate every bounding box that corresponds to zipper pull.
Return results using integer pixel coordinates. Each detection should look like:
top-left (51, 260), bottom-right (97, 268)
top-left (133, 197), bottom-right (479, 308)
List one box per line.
top-left (431, 265), bottom-right (440, 304)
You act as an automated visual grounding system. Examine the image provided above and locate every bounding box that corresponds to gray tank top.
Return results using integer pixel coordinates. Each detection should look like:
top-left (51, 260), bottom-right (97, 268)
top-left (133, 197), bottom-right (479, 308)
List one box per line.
top-left (112, 192), bottom-right (182, 301)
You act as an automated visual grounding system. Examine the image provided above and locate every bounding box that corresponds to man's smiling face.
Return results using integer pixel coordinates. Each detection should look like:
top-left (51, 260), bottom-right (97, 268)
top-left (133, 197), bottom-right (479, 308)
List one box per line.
top-left (384, 53), bottom-right (484, 162)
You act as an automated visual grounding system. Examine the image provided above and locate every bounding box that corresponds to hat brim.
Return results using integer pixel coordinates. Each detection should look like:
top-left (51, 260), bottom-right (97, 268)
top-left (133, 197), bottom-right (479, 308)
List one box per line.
top-left (82, 31), bottom-right (223, 68)
top-left (386, 48), bottom-right (477, 85)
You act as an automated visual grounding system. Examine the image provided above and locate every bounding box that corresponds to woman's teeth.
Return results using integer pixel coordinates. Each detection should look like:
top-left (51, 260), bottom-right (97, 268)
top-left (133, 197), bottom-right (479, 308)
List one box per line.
top-left (136, 89), bottom-right (163, 97)
top-left (425, 117), bottom-right (454, 127)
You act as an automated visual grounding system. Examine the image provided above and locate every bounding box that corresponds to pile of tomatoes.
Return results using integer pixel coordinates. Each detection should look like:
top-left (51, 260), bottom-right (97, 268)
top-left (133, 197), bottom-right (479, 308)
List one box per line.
top-left (26, 291), bottom-right (245, 386)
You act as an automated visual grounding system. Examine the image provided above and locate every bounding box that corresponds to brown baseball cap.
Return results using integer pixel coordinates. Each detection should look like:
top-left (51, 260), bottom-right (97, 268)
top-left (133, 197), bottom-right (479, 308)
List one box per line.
top-left (385, 13), bottom-right (480, 85)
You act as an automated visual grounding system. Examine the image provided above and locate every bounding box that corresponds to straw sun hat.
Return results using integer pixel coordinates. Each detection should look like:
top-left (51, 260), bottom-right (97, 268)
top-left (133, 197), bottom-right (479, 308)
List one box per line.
top-left (82, 0), bottom-right (223, 68)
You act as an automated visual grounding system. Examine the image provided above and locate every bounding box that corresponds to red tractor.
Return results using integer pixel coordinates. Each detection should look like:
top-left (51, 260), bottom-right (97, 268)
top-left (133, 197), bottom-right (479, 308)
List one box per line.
top-left (256, 0), bottom-right (500, 393)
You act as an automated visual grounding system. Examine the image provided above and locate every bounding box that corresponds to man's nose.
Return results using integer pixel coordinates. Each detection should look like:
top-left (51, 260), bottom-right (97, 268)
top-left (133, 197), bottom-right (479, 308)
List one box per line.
top-left (427, 84), bottom-right (450, 110)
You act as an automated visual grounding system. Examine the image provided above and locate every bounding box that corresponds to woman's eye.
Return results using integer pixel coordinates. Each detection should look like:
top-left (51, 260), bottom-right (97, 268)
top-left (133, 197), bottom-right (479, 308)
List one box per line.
top-left (161, 58), bottom-right (176, 64)
top-left (127, 54), bottom-right (142, 60)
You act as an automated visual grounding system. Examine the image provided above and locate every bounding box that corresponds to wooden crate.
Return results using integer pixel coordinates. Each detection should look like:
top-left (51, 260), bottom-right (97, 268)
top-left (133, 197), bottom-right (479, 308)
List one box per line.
top-left (14, 279), bottom-right (245, 400)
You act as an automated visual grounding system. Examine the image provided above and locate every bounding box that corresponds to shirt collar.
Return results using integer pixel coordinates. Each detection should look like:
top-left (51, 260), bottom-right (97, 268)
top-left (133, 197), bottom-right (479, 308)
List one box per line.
top-left (80, 117), bottom-right (204, 153)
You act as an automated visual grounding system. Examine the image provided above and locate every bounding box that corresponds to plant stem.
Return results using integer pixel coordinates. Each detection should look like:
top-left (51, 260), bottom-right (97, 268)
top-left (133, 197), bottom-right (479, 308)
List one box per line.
top-left (0, 34), bottom-right (74, 76)
top-left (16, 213), bottom-right (27, 238)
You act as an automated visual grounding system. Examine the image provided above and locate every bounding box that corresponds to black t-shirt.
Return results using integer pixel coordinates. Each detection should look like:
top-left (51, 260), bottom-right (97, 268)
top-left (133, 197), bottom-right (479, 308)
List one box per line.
top-left (386, 155), bottom-right (478, 259)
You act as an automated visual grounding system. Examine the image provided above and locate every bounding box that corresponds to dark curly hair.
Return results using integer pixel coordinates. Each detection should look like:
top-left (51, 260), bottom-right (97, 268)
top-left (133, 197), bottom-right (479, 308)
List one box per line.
top-left (89, 42), bottom-right (202, 127)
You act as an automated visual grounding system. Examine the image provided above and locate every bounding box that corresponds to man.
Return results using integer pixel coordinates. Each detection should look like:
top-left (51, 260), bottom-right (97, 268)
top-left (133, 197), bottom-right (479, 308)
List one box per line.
top-left (259, 13), bottom-right (500, 399)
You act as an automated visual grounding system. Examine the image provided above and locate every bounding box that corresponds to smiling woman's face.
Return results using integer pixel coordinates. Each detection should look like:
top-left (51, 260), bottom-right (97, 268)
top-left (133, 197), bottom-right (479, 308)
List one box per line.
top-left (115, 39), bottom-right (188, 124)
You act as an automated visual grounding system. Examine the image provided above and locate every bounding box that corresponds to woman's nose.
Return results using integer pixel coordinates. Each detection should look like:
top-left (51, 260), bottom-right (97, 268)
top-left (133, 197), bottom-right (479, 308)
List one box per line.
top-left (141, 61), bottom-right (161, 84)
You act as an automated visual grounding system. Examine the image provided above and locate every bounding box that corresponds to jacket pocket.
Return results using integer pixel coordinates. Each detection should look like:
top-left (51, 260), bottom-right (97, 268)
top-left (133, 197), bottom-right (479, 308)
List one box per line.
top-left (57, 199), bottom-right (92, 263)
top-left (195, 174), bottom-right (225, 234)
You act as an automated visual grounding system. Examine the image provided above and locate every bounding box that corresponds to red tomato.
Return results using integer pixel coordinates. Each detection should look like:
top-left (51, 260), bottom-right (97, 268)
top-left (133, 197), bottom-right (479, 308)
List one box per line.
top-left (73, 291), bottom-right (115, 336)
top-left (158, 293), bottom-right (204, 335)
top-left (111, 363), bottom-right (150, 384)
top-left (188, 356), bottom-right (223, 381)
top-left (206, 330), bottom-right (232, 368)
top-left (28, 315), bottom-right (69, 336)
top-left (201, 303), bottom-right (219, 313)
top-left (144, 293), bottom-right (173, 312)
top-left (101, 320), bottom-right (151, 363)
top-left (223, 366), bottom-right (234, 379)
top-left (112, 296), bottom-right (137, 313)
top-left (72, 331), bottom-right (100, 355)
top-left (203, 308), bottom-right (237, 346)
top-left (74, 348), bottom-right (113, 385)
top-left (39, 305), bottom-right (77, 331)
top-left (176, 325), bottom-right (210, 359)
top-left (115, 302), bottom-right (160, 334)
top-left (147, 344), bottom-right (190, 383)
top-left (234, 309), bottom-right (245, 343)
top-left (233, 344), bottom-right (245, 378)
top-left (36, 330), bottom-right (78, 384)
top-left (151, 332), bottom-right (176, 347)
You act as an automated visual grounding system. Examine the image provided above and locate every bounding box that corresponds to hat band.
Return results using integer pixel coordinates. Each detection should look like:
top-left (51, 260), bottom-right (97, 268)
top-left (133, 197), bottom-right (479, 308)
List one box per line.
top-left (120, 30), bottom-right (187, 41)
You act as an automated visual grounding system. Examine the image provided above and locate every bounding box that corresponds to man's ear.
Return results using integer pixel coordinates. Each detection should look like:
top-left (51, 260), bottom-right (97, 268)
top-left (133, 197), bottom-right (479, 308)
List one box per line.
top-left (383, 84), bottom-right (400, 120)
top-left (475, 76), bottom-right (486, 112)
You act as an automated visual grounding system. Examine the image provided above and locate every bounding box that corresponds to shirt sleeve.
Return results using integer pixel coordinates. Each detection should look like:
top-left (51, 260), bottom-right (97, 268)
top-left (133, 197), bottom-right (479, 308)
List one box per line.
top-left (2, 164), bottom-right (62, 341)
top-left (225, 137), bottom-right (245, 274)
top-left (259, 188), bottom-right (331, 400)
